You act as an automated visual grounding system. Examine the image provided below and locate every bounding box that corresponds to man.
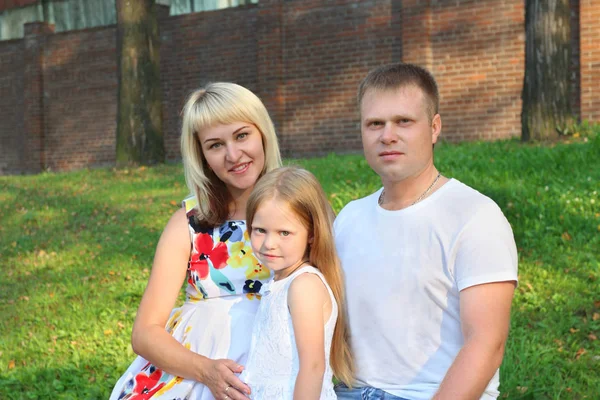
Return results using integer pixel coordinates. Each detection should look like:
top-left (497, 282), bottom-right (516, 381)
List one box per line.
top-left (334, 63), bottom-right (518, 400)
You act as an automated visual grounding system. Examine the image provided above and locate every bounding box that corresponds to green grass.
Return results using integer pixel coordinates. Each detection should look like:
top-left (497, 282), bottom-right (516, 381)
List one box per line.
top-left (1, 132), bottom-right (599, 399)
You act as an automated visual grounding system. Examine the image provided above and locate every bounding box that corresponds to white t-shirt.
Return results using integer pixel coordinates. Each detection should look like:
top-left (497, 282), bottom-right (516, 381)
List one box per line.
top-left (334, 179), bottom-right (518, 400)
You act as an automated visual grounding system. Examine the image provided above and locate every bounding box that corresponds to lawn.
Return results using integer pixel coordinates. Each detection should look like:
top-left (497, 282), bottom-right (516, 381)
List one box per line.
top-left (1, 131), bottom-right (599, 399)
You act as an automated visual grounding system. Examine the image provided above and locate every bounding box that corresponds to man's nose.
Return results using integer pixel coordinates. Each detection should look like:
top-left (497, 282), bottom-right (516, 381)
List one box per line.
top-left (380, 123), bottom-right (398, 144)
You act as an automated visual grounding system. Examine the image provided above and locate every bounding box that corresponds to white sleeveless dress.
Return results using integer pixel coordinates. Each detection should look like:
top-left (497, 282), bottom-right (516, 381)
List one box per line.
top-left (241, 265), bottom-right (338, 399)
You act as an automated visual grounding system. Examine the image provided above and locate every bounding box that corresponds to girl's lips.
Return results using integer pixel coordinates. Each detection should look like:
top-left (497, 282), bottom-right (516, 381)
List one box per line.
top-left (261, 253), bottom-right (280, 259)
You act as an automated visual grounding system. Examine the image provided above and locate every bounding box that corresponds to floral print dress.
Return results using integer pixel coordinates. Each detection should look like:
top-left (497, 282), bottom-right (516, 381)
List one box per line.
top-left (110, 197), bottom-right (272, 400)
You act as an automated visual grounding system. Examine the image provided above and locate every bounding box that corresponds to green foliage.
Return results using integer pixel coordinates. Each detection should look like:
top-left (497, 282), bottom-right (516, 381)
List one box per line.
top-left (556, 119), bottom-right (599, 138)
top-left (1, 138), bottom-right (598, 399)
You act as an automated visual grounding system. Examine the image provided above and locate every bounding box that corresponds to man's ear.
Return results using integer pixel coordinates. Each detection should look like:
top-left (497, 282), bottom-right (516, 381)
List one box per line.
top-left (431, 113), bottom-right (442, 145)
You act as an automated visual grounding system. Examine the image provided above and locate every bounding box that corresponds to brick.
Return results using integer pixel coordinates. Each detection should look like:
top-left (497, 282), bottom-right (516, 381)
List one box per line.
top-left (0, 0), bottom-right (598, 174)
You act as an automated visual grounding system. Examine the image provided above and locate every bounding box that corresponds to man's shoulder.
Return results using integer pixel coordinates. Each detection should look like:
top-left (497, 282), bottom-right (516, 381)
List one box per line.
top-left (440, 180), bottom-right (512, 238)
top-left (442, 179), bottom-right (502, 214)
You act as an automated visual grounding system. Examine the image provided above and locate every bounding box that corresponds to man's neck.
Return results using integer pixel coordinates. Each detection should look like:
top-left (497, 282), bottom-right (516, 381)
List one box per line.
top-left (380, 165), bottom-right (445, 210)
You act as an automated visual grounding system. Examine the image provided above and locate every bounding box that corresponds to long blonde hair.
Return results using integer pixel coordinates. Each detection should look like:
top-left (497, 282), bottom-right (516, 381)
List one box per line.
top-left (180, 82), bottom-right (282, 226)
top-left (246, 166), bottom-right (355, 386)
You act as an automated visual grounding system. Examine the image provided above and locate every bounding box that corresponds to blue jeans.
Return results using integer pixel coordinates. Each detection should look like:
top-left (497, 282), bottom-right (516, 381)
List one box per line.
top-left (335, 383), bottom-right (410, 400)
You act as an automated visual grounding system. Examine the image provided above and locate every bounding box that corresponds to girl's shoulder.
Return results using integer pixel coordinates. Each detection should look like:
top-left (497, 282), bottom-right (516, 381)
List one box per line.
top-left (287, 266), bottom-right (332, 300)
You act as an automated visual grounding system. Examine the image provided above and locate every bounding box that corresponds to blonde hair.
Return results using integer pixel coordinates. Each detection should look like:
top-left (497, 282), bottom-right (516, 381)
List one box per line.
top-left (246, 166), bottom-right (355, 386)
top-left (180, 82), bottom-right (282, 226)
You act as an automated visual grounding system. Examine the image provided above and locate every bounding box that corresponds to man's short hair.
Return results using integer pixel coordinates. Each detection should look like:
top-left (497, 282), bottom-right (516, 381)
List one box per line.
top-left (358, 63), bottom-right (440, 121)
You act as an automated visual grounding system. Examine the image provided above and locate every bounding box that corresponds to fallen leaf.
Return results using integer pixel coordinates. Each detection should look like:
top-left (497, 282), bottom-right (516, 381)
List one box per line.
top-left (588, 333), bottom-right (597, 341)
top-left (170, 200), bottom-right (178, 206)
top-left (570, 328), bottom-right (579, 334)
top-left (526, 282), bottom-right (533, 291)
top-left (8, 360), bottom-right (15, 369)
top-left (575, 348), bottom-right (586, 359)
top-left (561, 232), bottom-right (572, 241)
top-left (104, 329), bottom-right (113, 336)
top-left (593, 312), bottom-right (600, 321)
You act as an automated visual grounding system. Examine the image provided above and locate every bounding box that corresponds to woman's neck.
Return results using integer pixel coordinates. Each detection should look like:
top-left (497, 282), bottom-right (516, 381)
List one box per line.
top-left (227, 187), bottom-right (252, 220)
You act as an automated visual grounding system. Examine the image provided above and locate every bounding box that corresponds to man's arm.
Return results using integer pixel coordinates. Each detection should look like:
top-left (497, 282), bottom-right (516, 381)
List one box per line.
top-left (433, 281), bottom-right (515, 400)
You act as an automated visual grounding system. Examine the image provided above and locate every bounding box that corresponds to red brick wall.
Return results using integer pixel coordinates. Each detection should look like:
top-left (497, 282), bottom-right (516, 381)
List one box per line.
top-left (0, 39), bottom-right (24, 174)
top-left (159, 5), bottom-right (259, 161)
top-left (0, 0), bottom-right (598, 174)
top-left (279, 0), bottom-right (401, 156)
top-left (43, 27), bottom-right (118, 171)
top-left (430, 0), bottom-right (525, 141)
top-left (580, 0), bottom-right (600, 122)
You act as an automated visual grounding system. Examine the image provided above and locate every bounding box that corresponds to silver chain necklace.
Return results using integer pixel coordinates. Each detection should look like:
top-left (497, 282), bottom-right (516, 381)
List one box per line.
top-left (378, 172), bottom-right (442, 207)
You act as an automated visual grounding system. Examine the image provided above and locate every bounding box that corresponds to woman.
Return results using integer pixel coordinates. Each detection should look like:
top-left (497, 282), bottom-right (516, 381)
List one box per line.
top-left (110, 82), bottom-right (282, 400)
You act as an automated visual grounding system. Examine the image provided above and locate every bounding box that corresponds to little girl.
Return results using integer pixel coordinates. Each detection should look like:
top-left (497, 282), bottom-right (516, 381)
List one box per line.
top-left (240, 166), bottom-right (354, 399)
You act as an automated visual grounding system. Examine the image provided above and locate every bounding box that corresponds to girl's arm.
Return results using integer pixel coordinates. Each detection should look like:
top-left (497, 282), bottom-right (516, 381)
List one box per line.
top-left (288, 273), bottom-right (331, 400)
top-left (131, 208), bottom-right (251, 398)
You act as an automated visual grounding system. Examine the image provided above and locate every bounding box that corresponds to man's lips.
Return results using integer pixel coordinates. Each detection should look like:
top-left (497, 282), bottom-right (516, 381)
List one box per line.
top-left (229, 162), bottom-right (251, 173)
top-left (379, 151), bottom-right (404, 160)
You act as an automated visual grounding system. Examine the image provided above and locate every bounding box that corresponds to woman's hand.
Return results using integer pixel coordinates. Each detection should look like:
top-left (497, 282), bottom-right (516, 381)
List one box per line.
top-left (200, 358), bottom-right (252, 400)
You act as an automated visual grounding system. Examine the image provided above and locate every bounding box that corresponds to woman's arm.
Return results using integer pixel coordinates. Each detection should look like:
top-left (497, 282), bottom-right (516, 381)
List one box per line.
top-left (130, 208), bottom-right (251, 398)
top-left (288, 273), bottom-right (331, 400)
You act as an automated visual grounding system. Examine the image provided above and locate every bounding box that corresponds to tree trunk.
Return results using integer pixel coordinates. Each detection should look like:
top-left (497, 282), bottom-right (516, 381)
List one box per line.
top-left (116, 0), bottom-right (164, 166)
top-left (521, 0), bottom-right (573, 141)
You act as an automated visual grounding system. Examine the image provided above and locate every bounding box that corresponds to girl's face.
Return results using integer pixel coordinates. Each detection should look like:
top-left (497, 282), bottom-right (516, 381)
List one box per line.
top-left (198, 121), bottom-right (265, 199)
top-left (250, 197), bottom-right (311, 281)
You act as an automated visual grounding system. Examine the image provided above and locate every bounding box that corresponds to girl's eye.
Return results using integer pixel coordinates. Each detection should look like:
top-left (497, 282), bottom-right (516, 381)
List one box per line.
top-left (280, 231), bottom-right (290, 237)
top-left (254, 228), bottom-right (266, 234)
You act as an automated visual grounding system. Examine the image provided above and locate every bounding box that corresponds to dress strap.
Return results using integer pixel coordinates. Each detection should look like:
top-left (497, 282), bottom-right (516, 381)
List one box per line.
top-left (182, 195), bottom-right (198, 217)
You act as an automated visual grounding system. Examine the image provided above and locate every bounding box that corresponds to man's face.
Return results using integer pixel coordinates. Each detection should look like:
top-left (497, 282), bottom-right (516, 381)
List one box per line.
top-left (360, 85), bottom-right (441, 184)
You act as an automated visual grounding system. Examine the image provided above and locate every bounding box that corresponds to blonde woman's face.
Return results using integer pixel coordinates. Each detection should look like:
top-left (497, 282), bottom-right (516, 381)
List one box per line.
top-left (198, 122), bottom-right (265, 199)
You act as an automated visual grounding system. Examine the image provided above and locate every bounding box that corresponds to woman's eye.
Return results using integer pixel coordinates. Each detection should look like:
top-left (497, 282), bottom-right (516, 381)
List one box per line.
top-left (209, 142), bottom-right (222, 149)
top-left (280, 231), bottom-right (290, 237)
top-left (237, 132), bottom-right (248, 140)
